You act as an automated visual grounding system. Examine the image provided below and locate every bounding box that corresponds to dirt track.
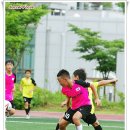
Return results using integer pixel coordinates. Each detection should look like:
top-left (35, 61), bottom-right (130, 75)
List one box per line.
top-left (14, 110), bottom-right (124, 121)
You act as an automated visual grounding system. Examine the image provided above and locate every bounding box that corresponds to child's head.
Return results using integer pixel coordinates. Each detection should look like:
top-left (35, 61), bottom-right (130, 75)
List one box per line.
top-left (25, 70), bottom-right (31, 78)
top-left (57, 69), bottom-right (70, 87)
top-left (5, 60), bottom-right (14, 71)
top-left (73, 68), bottom-right (87, 81)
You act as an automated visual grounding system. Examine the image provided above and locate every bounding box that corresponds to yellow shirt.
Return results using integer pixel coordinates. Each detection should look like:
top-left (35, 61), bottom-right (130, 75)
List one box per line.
top-left (88, 82), bottom-right (99, 114)
top-left (20, 78), bottom-right (35, 98)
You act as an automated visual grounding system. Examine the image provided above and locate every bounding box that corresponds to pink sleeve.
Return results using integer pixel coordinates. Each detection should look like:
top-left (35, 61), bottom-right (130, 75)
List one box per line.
top-left (62, 86), bottom-right (82, 98)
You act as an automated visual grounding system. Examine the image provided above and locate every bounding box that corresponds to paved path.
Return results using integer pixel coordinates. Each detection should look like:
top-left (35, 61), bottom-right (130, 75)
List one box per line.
top-left (14, 110), bottom-right (124, 121)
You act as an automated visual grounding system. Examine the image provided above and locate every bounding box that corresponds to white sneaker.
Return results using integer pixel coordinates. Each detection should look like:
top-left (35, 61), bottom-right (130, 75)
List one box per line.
top-left (26, 115), bottom-right (30, 119)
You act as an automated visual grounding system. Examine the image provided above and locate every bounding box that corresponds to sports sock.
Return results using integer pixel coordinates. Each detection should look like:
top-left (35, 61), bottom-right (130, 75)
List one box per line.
top-left (94, 125), bottom-right (102, 130)
top-left (55, 123), bottom-right (59, 130)
top-left (25, 109), bottom-right (28, 115)
top-left (76, 124), bottom-right (82, 130)
top-left (27, 107), bottom-right (31, 114)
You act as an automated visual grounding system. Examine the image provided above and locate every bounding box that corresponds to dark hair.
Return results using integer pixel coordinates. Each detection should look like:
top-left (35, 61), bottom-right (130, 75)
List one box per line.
top-left (73, 69), bottom-right (86, 81)
top-left (57, 69), bottom-right (70, 78)
top-left (25, 69), bottom-right (32, 74)
top-left (5, 60), bottom-right (14, 66)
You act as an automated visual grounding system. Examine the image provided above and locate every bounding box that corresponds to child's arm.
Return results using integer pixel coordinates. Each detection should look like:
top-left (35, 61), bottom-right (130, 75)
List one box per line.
top-left (29, 78), bottom-right (36, 93)
top-left (90, 83), bottom-right (101, 106)
top-left (12, 85), bottom-right (15, 92)
top-left (98, 78), bottom-right (118, 87)
top-left (19, 79), bottom-right (23, 92)
top-left (12, 73), bottom-right (16, 92)
top-left (61, 97), bottom-right (71, 109)
top-left (19, 84), bottom-right (23, 92)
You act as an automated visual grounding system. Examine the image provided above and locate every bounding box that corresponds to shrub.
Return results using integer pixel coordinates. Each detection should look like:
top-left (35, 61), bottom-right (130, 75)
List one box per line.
top-left (13, 84), bottom-right (66, 109)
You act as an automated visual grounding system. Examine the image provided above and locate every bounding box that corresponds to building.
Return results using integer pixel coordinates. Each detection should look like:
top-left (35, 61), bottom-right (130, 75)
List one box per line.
top-left (17, 2), bottom-right (125, 100)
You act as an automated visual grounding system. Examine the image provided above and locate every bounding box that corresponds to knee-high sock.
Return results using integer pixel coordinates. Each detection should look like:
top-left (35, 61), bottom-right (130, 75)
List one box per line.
top-left (25, 108), bottom-right (28, 115)
top-left (27, 107), bottom-right (30, 114)
top-left (94, 125), bottom-right (102, 130)
top-left (55, 123), bottom-right (59, 130)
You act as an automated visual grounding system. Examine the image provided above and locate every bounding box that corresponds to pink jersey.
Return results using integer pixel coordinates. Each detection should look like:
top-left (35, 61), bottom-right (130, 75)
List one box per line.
top-left (62, 82), bottom-right (91, 110)
top-left (5, 73), bottom-right (16, 101)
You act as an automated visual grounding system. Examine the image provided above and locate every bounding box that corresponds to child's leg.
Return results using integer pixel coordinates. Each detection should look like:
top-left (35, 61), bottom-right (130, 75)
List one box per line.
top-left (24, 101), bottom-right (29, 115)
top-left (83, 113), bottom-right (102, 130)
top-left (72, 111), bottom-right (82, 126)
top-left (59, 118), bottom-right (69, 130)
top-left (9, 108), bottom-right (15, 116)
top-left (72, 111), bottom-right (82, 130)
top-left (55, 114), bottom-right (64, 130)
top-left (92, 120), bottom-right (102, 130)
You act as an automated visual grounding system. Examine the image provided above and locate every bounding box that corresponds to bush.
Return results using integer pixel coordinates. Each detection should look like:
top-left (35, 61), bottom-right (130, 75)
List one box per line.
top-left (13, 84), bottom-right (24, 109)
top-left (95, 91), bottom-right (125, 114)
top-left (13, 84), bottom-right (66, 110)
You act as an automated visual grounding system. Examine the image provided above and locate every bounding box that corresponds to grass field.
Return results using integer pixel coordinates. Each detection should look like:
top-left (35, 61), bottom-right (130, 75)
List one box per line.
top-left (6, 117), bottom-right (125, 130)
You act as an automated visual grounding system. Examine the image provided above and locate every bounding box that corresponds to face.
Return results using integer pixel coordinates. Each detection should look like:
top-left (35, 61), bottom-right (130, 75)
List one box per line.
top-left (72, 75), bottom-right (79, 81)
top-left (5, 63), bottom-right (14, 72)
top-left (57, 77), bottom-right (69, 87)
top-left (25, 71), bottom-right (31, 78)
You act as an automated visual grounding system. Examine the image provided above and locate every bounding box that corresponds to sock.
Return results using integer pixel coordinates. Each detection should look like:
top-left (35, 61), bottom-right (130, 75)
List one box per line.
top-left (94, 125), bottom-right (102, 130)
top-left (25, 109), bottom-right (28, 115)
top-left (76, 124), bottom-right (82, 130)
top-left (55, 123), bottom-right (59, 130)
top-left (27, 107), bottom-right (31, 114)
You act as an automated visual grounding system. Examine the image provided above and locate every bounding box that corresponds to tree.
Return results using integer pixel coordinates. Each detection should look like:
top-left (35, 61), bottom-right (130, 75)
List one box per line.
top-left (6, 2), bottom-right (49, 70)
top-left (116, 2), bottom-right (125, 13)
top-left (69, 24), bottom-right (124, 96)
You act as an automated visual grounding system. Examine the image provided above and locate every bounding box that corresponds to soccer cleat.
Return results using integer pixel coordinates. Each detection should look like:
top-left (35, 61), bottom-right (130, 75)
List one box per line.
top-left (26, 115), bottom-right (30, 119)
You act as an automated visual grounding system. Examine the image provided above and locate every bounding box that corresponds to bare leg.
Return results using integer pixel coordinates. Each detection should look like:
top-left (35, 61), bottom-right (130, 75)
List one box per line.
top-left (59, 118), bottom-right (69, 130)
top-left (72, 111), bottom-right (82, 130)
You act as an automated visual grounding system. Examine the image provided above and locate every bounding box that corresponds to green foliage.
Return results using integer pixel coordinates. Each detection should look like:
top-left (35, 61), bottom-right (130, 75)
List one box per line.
top-left (13, 84), bottom-right (24, 109)
top-left (116, 2), bottom-right (125, 13)
top-left (14, 84), bottom-right (66, 110)
top-left (69, 24), bottom-right (124, 79)
top-left (101, 2), bottom-right (112, 9)
top-left (96, 94), bottom-right (124, 114)
top-left (117, 91), bottom-right (125, 107)
top-left (14, 84), bottom-right (124, 114)
top-left (6, 2), bottom-right (49, 69)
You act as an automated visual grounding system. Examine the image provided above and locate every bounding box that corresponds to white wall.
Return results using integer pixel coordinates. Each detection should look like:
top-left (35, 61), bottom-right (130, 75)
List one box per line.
top-left (34, 10), bottom-right (125, 92)
top-left (116, 52), bottom-right (125, 101)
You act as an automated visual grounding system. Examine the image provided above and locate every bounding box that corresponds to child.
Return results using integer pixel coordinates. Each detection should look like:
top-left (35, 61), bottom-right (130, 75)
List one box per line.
top-left (57, 69), bottom-right (101, 130)
top-left (5, 60), bottom-right (16, 108)
top-left (5, 100), bottom-right (15, 117)
top-left (20, 70), bottom-right (36, 119)
top-left (57, 68), bottom-right (117, 130)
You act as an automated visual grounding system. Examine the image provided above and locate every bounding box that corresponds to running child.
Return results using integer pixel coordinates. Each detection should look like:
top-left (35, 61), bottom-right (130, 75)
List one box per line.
top-left (5, 60), bottom-right (16, 108)
top-left (19, 70), bottom-right (36, 119)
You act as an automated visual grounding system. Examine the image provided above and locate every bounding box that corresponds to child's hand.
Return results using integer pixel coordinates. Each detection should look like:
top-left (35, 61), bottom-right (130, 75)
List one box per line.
top-left (29, 90), bottom-right (33, 94)
top-left (61, 100), bottom-right (67, 107)
top-left (95, 98), bottom-right (101, 107)
top-left (12, 88), bottom-right (15, 92)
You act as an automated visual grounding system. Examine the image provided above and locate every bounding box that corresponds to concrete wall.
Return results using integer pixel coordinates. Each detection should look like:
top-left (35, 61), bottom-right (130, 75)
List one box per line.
top-left (34, 10), bottom-right (125, 92)
top-left (116, 52), bottom-right (125, 100)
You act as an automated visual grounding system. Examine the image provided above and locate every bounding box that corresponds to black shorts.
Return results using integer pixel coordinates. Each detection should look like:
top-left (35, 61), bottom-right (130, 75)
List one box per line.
top-left (83, 113), bottom-right (97, 125)
top-left (9, 100), bottom-right (15, 108)
top-left (63, 105), bottom-right (92, 123)
top-left (76, 105), bottom-right (92, 119)
top-left (23, 97), bottom-right (32, 104)
top-left (63, 108), bottom-right (76, 123)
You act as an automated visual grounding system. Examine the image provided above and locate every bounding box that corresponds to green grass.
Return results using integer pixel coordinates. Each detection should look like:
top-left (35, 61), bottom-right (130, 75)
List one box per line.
top-left (31, 104), bottom-right (124, 114)
top-left (6, 117), bottom-right (125, 130)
